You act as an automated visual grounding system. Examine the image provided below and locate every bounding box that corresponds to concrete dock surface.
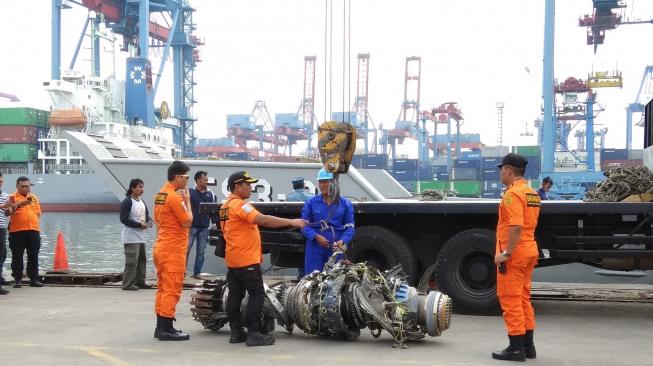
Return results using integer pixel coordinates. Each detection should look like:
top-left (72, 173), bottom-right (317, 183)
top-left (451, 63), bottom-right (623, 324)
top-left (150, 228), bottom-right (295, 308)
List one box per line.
top-left (0, 285), bottom-right (651, 366)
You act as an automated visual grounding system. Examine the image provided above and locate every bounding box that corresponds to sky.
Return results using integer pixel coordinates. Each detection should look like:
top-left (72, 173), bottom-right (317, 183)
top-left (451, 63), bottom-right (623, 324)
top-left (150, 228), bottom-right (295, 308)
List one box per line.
top-left (1, 0), bottom-right (652, 157)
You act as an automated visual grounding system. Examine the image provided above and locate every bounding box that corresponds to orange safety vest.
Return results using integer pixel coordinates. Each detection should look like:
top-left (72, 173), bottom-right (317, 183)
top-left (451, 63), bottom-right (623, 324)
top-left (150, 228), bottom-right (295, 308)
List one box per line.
top-left (495, 179), bottom-right (540, 258)
top-left (223, 194), bottom-right (263, 268)
top-left (8, 193), bottom-right (41, 233)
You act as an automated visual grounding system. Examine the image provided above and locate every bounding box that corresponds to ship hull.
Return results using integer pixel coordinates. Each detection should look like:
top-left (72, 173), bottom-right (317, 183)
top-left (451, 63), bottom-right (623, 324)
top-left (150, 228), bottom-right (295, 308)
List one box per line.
top-left (2, 173), bottom-right (120, 212)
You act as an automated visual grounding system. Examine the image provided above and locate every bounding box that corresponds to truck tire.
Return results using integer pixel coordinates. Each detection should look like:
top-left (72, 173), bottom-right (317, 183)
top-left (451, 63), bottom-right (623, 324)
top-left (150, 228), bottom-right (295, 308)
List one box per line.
top-left (433, 228), bottom-right (500, 315)
top-left (347, 226), bottom-right (418, 283)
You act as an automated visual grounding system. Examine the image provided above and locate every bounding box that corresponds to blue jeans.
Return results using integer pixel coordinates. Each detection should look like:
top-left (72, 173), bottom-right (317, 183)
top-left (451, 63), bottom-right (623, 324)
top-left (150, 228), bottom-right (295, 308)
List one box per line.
top-left (186, 227), bottom-right (208, 276)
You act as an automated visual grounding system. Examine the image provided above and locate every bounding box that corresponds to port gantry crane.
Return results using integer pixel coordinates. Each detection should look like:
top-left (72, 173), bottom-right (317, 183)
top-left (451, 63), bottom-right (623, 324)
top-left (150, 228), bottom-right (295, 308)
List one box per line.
top-left (52, 0), bottom-right (202, 157)
top-left (420, 103), bottom-right (464, 171)
top-left (383, 56), bottom-right (422, 161)
top-left (578, 1), bottom-right (653, 153)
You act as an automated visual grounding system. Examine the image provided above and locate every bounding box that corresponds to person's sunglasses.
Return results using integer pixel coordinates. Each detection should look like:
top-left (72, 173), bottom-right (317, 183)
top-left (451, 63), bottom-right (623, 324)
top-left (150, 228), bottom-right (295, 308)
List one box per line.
top-left (176, 174), bottom-right (189, 179)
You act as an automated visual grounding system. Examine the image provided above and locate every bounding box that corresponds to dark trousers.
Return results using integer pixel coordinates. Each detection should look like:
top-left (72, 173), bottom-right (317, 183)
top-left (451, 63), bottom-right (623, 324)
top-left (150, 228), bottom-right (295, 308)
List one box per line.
top-left (0, 228), bottom-right (6, 278)
top-left (226, 264), bottom-right (265, 331)
top-left (9, 230), bottom-right (41, 281)
top-left (123, 243), bottom-right (147, 288)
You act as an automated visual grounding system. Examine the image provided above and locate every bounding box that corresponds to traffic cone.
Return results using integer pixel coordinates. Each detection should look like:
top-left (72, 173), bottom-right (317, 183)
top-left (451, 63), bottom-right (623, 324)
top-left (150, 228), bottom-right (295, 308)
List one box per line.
top-left (53, 231), bottom-right (69, 272)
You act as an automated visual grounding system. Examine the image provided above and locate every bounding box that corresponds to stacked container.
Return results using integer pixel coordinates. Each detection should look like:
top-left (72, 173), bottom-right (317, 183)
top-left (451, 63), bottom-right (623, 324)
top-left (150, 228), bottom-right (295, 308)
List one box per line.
top-left (363, 153), bottom-right (389, 169)
top-left (0, 107), bottom-right (48, 164)
top-left (480, 152), bottom-right (504, 198)
top-left (512, 146), bottom-right (541, 179)
top-left (599, 148), bottom-right (639, 171)
top-left (451, 156), bottom-right (481, 197)
top-left (391, 158), bottom-right (419, 193)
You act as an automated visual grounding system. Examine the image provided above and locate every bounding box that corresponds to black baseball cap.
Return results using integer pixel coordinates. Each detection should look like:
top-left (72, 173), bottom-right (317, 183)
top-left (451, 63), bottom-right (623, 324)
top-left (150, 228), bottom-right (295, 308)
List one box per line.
top-left (228, 171), bottom-right (258, 190)
top-left (497, 153), bottom-right (528, 169)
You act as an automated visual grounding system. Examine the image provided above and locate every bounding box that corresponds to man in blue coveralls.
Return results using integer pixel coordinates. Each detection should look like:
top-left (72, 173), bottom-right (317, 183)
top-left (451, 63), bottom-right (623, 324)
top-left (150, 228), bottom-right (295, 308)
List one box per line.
top-left (301, 168), bottom-right (355, 274)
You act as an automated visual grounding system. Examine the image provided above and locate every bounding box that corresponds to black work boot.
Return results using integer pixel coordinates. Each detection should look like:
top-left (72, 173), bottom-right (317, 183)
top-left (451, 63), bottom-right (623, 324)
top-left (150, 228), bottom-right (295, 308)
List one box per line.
top-left (229, 327), bottom-right (247, 344)
top-left (523, 330), bottom-right (536, 359)
top-left (154, 315), bottom-right (163, 339)
top-left (492, 335), bottom-right (526, 362)
top-left (246, 330), bottom-right (275, 347)
top-left (156, 316), bottom-right (190, 341)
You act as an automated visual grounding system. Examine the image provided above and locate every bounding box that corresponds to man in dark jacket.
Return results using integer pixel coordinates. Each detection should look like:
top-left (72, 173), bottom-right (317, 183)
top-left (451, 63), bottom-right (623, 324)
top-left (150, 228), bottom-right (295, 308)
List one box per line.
top-left (119, 178), bottom-right (153, 290)
top-left (186, 170), bottom-right (216, 279)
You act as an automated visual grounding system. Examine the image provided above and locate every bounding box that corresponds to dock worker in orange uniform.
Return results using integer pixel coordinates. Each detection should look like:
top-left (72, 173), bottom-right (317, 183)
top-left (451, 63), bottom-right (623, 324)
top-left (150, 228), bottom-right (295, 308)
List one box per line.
top-left (492, 153), bottom-right (540, 362)
top-left (222, 171), bottom-right (305, 346)
top-left (8, 176), bottom-right (43, 288)
top-left (152, 161), bottom-right (193, 341)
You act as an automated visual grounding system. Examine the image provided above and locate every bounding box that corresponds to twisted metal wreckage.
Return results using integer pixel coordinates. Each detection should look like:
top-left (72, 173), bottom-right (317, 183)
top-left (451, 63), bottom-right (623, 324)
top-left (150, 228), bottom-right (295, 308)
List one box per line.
top-left (584, 166), bottom-right (653, 202)
top-left (190, 256), bottom-right (453, 348)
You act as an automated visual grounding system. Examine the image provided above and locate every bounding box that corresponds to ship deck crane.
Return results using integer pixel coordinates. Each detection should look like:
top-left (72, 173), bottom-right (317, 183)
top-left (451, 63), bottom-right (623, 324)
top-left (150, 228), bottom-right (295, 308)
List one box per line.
top-left (54, 0), bottom-right (202, 157)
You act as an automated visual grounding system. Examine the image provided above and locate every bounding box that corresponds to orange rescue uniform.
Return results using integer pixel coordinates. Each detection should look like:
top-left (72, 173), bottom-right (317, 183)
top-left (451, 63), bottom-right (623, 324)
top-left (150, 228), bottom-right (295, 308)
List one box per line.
top-left (8, 193), bottom-right (41, 233)
top-left (153, 182), bottom-right (192, 318)
top-left (223, 194), bottom-right (262, 268)
top-left (496, 178), bottom-right (540, 336)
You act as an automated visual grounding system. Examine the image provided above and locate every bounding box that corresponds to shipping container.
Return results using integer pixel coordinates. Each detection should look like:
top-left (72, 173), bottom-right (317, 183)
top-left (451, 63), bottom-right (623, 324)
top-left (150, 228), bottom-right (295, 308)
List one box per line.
top-left (524, 167), bottom-right (540, 179)
top-left (0, 126), bottom-right (40, 144)
top-left (481, 146), bottom-right (509, 157)
top-left (0, 144), bottom-right (37, 162)
top-left (481, 168), bottom-right (501, 181)
top-left (554, 151), bottom-right (601, 170)
top-left (391, 170), bottom-right (418, 181)
top-left (451, 167), bottom-right (479, 180)
top-left (525, 156), bottom-right (540, 167)
top-left (0, 107), bottom-right (48, 128)
top-left (436, 172), bottom-right (450, 181)
top-left (224, 152), bottom-right (249, 161)
top-left (630, 149), bottom-right (643, 160)
top-left (481, 156), bottom-right (502, 168)
top-left (600, 159), bottom-right (643, 171)
top-left (453, 181), bottom-right (481, 196)
top-left (461, 151), bottom-right (481, 159)
top-left (418, 166), bottom-right (433, 180)
top-left (397, 180), bottom-right (417, 193)
top-left (433, 165), bottom-right (449, 174)
top-left (483, 180), bottom-right (502, 191)
top-left (454, 158), bottom-right (481, 169)
top-left (480, 190), bottom-right (502, 199)
top-left (512, 145), bottom-right (540, 157)
top-left (392, 158), bottom-right (419, 170)
top-left (364, 153), bottom-right (388, 169)
top-left (418, 180), bottom-right (451, 192)
top-left (600, 148), bottom-right (628, 161)
top-left (351, 154), bottom-right (365, 168)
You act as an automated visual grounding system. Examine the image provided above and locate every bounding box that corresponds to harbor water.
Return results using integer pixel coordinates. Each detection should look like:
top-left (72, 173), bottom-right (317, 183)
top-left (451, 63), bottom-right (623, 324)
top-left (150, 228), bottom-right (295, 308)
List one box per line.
top-left (1, 212), bottom-right (651, 283)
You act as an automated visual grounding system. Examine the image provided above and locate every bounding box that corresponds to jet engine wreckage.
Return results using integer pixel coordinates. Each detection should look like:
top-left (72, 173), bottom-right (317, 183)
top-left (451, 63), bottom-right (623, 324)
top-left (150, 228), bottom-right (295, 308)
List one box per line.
top-left (190, 257), bottom-right (453, 348)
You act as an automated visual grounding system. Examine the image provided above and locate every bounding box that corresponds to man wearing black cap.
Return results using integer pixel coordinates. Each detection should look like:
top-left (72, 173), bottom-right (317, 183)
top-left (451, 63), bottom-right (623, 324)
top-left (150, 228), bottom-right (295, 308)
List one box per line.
top-left (286, 177), bottom-right (313, 202)
top-left (492, 153), bottom-right (541, 362)
top-left (221, 171), bottom-right (305, 346)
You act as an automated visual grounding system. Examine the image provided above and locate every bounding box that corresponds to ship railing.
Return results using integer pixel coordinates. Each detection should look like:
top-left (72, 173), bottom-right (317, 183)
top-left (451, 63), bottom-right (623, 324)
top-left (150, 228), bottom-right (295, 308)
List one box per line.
top-left (0, 166), bottom-right (28, 174)
top-left (46, 164), bottom-right (95, 174)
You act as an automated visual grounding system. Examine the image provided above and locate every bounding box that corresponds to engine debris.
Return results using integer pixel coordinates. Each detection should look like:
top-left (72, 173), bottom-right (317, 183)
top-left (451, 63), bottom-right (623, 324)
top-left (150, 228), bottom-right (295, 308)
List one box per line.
top-left (190, 257), bottom-right (453, 348)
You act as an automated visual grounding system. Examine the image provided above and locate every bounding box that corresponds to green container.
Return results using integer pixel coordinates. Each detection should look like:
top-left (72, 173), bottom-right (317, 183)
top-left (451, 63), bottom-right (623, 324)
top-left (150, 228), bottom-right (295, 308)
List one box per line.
top-left (512, 145), bottom-right (540, 157)
top-left (418, 180), bottom-right (450, 192)
top-left (0, 144), bottom-right (37, 162)
top-left (0, 107), bottom-right (49, 128)
top-left (453, 181), bottom-right (481, 196)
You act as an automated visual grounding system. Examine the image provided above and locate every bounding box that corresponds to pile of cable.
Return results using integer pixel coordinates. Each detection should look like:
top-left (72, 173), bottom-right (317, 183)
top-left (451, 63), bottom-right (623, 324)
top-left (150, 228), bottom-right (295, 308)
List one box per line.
top-left (584, 165), bottom-right (653, 202)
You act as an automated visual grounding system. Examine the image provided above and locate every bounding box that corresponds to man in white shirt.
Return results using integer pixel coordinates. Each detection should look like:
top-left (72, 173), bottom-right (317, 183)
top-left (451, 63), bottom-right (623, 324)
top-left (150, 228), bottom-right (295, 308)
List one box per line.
top-left (119, 178), bottom-right (153, 290)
